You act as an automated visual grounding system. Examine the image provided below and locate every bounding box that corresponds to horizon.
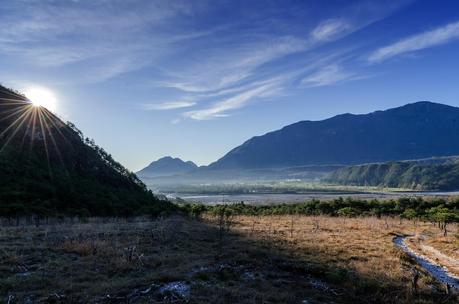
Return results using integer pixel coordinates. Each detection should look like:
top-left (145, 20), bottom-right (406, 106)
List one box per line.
top-left (1, 0), bottom-right (459, 170)
top-left (142, 100), bottom-right (457, 169)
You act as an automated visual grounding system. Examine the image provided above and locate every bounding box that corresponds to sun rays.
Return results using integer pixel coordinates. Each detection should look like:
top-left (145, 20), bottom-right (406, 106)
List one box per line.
top-left (0, 93), bottom-right (68, 173)
top-left (25, 87), bottom-right (58, 112)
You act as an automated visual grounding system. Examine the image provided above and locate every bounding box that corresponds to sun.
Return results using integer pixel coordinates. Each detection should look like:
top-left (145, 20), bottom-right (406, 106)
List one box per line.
top-left (24, 87), bottom-right (58, 112)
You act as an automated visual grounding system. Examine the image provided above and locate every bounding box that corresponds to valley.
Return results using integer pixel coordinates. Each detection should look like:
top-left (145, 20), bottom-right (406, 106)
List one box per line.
top-left (2, 1), bottom-right (459, 303)
top-left (1, 84), bottom-right (458, 303)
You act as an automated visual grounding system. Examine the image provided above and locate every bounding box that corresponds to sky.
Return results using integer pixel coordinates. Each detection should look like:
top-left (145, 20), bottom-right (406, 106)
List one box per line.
top-left (1, 0), bottom-right (459, 171)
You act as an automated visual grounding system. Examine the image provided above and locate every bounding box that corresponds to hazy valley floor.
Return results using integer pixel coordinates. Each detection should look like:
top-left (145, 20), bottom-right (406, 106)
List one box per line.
top-left (171, 190), bottom-right (459, 205)
top-left (0, 215), bottom-right (458, 303)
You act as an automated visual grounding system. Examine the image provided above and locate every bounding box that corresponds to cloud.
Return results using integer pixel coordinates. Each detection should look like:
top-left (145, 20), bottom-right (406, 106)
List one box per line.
top-left (301, 65), bottom-right (355, 87)
top-left (144, 101), bottom-right (196, 110)
top-left (176, 48), bottom-right (362, 121)
top-left (0, 0), bottom-right (412, 120)
top-left (311, 19), bottom-right (352, 41)
top-left (159, 35), bottom-right (309, 94)
top-left (158, 1), bottom-right (410, 100)
top-left (183, 82), bottom-right (279, 120)
top-left (158, 82), bottom-right (211, 93)
top-left (368, 20), bottom-right (459, 63)
top-left (0, 1), bottom-right (209, 80)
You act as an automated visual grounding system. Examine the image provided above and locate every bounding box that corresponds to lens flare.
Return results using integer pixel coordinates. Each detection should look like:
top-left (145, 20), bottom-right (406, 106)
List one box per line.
top-left (24, 87), bottom-right (58, 112)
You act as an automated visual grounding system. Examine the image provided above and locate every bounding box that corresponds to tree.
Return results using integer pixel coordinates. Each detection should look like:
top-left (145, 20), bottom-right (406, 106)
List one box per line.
top-left (337, 207), bottom-right (358, 217)
top-left (402, 208), bottom-right (418, 226)
top-left (428, 207), bottom-right (458, 236)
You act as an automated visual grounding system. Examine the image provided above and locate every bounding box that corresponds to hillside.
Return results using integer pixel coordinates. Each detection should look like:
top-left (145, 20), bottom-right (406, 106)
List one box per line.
top-left (137, 156), bottom-right (197, 178)
top-left (326, 157), bottom-right (459, 190)
top-left (0, 85), bottom-right (172, 217)
top-left (209, 102), bottom-right (459, 170)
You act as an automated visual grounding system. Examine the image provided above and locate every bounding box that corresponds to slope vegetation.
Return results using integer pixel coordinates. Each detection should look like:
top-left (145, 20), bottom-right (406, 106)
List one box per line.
top-left (0, 85), bottom-right (172, 217)
top-left (326, 158), bottom-right (459, 190)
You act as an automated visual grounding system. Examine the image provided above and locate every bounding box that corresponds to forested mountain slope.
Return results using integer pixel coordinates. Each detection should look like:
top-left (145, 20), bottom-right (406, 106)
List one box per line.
top-left (326, 157), bottom-right (459, 191)
top-left (0, 85), bottom-right (172, 217)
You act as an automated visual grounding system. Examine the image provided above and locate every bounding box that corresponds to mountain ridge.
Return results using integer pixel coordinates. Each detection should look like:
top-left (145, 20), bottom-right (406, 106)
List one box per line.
top-left (208, 101), bottom-right (459, 170)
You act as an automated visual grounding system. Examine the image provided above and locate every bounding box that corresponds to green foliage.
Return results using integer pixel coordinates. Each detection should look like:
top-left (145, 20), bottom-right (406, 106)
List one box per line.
top-left (179, 197), bottom-right (459, 222)
top-left (427, 206), bottom-right (458, 223)
top-left (337, 207), bottom-right (359, 217)
top-left (180, 203), bottom-right (207, 218)
top-left (401, 208), bottom-right (418, 220)
top-left (327, 160), bottom-right (459, 191)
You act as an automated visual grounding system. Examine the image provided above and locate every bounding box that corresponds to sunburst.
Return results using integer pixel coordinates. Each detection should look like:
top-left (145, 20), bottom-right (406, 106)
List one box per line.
top-left (0, 91), bottom-right (68, 174)
top-left (25, 87), bottom-right (58, 112)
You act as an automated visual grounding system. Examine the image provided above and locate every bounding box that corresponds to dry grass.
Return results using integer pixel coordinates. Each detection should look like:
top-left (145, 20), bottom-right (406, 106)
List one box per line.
top-left (0, 215), bottom-right (457, 303)
top-left (425, 234), bottom-right (459, 260)
top-left (404, 227), bottom-right (459, 277)
top-left (226, 216), bottom-right (458, 299)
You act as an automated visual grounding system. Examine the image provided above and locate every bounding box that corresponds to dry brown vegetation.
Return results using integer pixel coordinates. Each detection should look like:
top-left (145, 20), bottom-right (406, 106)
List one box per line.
top-left (406, 233), bottom-right (459, 278)
top-left (228, 215), bottom-right (458, 293)
top-left (0, 215), bottom-right (457, 303)
top-left (424, 235), bottom-right (459, 261)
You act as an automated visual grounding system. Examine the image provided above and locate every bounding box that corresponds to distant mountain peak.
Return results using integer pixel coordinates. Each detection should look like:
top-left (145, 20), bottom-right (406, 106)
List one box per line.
top-left (394, 100), bottom-right (451, 109)
top-left (138, 156), bottom-right (198, 178)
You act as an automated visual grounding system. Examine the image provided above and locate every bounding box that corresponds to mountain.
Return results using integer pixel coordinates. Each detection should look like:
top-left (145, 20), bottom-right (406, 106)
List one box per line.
top-left (137, 156), bottom-right (198, 178)
top-left (209, 101), bottom-right (459, 170)
top-left (326, 157), bottom-right (459, 191)
top-left (0, 85), bottom-right (172, 217)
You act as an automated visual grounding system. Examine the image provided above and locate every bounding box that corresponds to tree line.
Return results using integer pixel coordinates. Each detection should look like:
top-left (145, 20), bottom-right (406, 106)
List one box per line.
top-left (180, 197), bottom-right (459, 228)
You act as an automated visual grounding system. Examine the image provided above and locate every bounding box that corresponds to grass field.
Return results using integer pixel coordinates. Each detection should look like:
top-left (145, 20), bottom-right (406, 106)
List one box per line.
top-left (0, 215), bottom-right (457, 303)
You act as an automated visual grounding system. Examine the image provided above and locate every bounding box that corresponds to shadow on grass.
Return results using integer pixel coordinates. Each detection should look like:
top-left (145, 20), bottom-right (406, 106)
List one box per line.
top-left (0, 215), bottom-right (456, 304)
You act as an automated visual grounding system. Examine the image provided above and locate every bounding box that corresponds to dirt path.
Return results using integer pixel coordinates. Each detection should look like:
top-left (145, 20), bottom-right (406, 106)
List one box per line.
top-left (394, 235), bottom-right (459, 290)
top-left (415, 240), bottom-right (459, 277)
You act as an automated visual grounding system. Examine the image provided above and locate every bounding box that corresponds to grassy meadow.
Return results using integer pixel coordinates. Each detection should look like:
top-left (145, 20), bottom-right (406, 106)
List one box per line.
top-left (0, 213), bottom-right (457, 303)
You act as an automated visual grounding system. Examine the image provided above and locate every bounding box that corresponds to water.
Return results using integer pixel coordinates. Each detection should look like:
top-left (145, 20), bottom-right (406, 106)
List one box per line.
top-left (393, 236), bottom-right (459, 290)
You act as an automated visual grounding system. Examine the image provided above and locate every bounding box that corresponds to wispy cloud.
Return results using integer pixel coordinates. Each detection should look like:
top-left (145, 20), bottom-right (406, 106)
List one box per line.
top-left (159, 35), bottom-right (309, 94)
top-left (301, 65), bottom-right (356, 87)
top-left (144, 101), bottom-right (196, 110)
top-left (155, 2), bottom-right (411, 122)
top-left (0, 0), bottom-right (210, 81)
top-left (158, 82), bottom-right (212, 94)
top-left (311, 19), bottom-right (352, 41)
top-left (181, 49), bottom-right (361, 121)
top-left (368, 20), bottom-right (459, 63)
top-left (183, 81), bottom-right (280, 120)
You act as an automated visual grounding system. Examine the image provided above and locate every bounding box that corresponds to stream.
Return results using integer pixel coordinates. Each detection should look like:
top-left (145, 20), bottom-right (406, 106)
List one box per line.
top-left (393, 236), bottom-right (459, 290)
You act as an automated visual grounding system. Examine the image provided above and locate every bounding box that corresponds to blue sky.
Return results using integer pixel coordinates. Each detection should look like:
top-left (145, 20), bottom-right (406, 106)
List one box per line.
top-left (1, 0), bottom-right (459, 170)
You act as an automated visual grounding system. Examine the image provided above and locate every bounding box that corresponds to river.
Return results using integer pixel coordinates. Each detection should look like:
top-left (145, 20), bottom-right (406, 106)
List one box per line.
top-left (393, 236), bottom-right (459, 291)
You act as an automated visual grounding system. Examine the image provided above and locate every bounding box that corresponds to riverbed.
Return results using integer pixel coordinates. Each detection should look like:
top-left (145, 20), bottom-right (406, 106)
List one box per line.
top-left (393, 235), bottom-right (459, 290)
